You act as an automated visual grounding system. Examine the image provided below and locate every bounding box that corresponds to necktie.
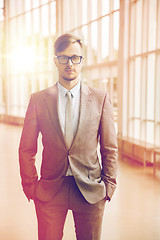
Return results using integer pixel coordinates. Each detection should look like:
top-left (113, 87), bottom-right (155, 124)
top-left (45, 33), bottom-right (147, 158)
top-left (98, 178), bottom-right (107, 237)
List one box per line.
top-left (65, 91), bottom-right (73, 149)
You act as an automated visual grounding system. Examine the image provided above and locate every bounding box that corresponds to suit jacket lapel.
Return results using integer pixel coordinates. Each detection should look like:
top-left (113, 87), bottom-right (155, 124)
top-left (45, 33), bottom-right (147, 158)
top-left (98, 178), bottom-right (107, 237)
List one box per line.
top-left (74, 83), bottom-right (92, 142)
top-left (43, 82), bottom-right (92, 149)
top-left (44, 84), bottom-right (66, 147)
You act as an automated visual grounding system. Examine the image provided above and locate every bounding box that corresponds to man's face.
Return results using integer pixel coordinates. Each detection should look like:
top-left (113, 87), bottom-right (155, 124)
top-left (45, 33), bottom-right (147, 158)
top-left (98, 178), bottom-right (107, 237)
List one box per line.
top-left (55, 42), bottom-right (83, 84)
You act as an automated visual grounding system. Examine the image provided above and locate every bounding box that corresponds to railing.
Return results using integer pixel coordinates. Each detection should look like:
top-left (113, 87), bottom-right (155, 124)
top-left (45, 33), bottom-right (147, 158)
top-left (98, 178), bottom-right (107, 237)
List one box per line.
top-left (0, 114), bottom-right (24, 125)
top-left (117, 135), bottom-right (160, 176)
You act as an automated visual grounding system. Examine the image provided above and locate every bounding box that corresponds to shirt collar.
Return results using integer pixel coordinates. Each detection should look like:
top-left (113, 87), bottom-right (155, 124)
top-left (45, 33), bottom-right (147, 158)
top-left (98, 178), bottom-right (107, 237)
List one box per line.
top-left (57, 81), bottom-right (80, 98)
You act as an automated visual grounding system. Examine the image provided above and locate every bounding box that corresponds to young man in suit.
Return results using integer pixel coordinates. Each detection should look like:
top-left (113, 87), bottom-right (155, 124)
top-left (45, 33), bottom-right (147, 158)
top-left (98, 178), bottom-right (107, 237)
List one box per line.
top-left (19, 33), bottom-right (118, 240)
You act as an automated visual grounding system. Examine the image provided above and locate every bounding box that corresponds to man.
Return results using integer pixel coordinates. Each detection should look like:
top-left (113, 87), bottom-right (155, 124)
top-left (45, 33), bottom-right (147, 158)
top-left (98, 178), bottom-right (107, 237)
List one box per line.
top-left (19, 33), bottom-right (118, 240)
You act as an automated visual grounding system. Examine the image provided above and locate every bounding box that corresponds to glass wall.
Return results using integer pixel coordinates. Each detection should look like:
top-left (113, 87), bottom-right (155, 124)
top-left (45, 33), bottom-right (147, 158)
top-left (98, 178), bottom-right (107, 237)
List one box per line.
top-left (0, 0), bottom-right (4, 114)
top-left (1, 0), bottom-right (57, 117)
top-left (57, 0), bottom-right (120, 120)
top-left (118, 0), bottom-right (160, 146)
top-left (0, 0), bottom-right (119, 120)
top-left (129, 0), bottom-right (160, 145)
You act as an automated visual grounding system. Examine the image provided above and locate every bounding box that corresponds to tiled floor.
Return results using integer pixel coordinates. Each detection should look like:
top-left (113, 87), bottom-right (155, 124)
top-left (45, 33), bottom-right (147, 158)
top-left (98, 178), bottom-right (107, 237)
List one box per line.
top-left (0, 123), bottom-right (160, 240)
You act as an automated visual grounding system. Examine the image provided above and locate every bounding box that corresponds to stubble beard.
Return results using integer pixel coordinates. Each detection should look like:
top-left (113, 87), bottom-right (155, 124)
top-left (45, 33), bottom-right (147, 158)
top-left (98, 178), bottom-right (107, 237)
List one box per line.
top-left (63, 71), bottom-right (78, 82)
top-left (63, 76), bottom-right (77, 82)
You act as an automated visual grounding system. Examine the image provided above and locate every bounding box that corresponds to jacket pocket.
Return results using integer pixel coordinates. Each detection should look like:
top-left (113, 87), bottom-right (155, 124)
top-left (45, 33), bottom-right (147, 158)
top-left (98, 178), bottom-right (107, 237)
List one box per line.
top-left (88, 167), bottom-right (101, 183)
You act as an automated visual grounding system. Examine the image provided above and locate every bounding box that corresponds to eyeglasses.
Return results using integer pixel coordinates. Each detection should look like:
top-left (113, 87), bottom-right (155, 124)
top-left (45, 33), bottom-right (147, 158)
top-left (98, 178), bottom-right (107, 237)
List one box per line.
top-left (56, 55), bottom-right (83, 64)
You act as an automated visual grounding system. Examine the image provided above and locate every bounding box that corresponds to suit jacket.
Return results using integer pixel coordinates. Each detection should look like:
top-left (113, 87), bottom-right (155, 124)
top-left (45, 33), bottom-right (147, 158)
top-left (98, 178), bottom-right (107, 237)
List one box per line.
top-left (19, 82), bottom-right (118, 204)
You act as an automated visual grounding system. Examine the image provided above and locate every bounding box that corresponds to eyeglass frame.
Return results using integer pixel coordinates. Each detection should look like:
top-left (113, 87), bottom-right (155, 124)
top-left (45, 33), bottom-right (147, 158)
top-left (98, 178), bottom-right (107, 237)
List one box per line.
top-left (55, 55), bottom-right (83, 65)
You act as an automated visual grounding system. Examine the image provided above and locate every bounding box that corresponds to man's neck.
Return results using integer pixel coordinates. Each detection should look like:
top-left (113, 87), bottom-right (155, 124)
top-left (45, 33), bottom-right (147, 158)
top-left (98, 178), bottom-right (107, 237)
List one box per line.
top-left (58, 78), bottom-right (80, 90)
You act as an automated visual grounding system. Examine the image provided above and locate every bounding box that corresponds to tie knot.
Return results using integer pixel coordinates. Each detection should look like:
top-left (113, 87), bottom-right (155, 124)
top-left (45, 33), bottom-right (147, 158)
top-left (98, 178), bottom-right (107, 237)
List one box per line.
top-left (66, 91), bottom-right (72, 100)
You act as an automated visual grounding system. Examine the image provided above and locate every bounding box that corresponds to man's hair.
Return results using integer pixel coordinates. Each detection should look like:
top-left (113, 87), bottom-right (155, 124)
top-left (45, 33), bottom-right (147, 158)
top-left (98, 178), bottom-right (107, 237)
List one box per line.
top-left (54, 33), bottom-right (83, 55)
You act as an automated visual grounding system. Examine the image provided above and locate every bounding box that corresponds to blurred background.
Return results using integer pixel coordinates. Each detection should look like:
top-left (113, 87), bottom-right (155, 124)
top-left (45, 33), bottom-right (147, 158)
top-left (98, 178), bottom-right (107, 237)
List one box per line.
top-left (0, 0), bottom-right (160, 239)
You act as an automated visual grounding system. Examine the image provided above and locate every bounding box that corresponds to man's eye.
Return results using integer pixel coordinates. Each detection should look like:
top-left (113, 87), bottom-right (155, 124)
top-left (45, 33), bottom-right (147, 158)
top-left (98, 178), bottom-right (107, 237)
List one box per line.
top-left (72, 56), bottom-right (78, 60)
top-left (61, 56), bottom-right (67, 60)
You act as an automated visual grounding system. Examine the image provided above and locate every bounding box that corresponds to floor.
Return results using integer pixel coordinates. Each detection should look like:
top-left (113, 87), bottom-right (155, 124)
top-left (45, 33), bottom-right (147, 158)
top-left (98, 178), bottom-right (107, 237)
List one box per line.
top-left (0, 123), bottom-right (160, 240)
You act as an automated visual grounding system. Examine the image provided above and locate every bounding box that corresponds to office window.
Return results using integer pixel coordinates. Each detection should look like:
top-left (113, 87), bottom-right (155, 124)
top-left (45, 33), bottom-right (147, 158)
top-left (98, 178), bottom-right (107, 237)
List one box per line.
top-left (0, 0), bottom-right (57, 117)
top-left (101, 16), bottom-right (109, 62)
top-left (91, 0), bottom-right (98, 21)
top-left (59, 0), bottom-right (120, 121)
top-left (0, 0), bottom-right (4, 21)
top-left (102, 0), bottom-right (109, 15)
top-left (113, 11), bottom-right (119, 59)
top-left (134, 57), bottom-right (141, 119)
top-left (33, 8), bottom-right (40, 34)
top-left (126, 0), bottom-right (160, 145)
top-left (33, 0), bottom-right (39, 8)
top-left (0, 0), bottom-right (121, 126)
top-left (148, 0), bottom-right (157, 51)
top-left (0, 0), bottom-right (4, 111)
top-left (146, 54), bottom-right (155, 120)
top-left (90, 21), bottom-right (98, 65)
top-left (82, 0), bottom-right (88, 24)
top-left (41, 4), bottom-right (49, 36)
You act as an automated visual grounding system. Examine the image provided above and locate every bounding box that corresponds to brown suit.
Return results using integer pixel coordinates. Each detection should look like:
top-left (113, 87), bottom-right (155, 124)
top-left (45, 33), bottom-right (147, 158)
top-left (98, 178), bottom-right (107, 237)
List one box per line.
top-left (19, 82), bottom-right (118, 205)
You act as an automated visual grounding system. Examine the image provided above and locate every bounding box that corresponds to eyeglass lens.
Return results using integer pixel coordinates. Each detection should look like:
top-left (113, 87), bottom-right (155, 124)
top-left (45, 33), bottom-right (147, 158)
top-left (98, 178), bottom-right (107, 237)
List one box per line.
top-left (57, 56), bottom-right (82, 64)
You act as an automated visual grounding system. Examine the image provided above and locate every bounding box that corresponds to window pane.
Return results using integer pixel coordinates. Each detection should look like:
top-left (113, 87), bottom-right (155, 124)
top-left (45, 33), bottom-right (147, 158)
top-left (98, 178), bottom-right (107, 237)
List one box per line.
top-left (114, 0), bottom-right (119, 10)
top-left (50, 1), bottom-right (56, 35)
top-left (129, 60), bottom-right (134, 118)
top-left (17, 16), bottom-right (24, 44)
top-left (0, 0), bottom-right (4, 8)
top-left (41, 0), bottom-right (48, 4)
top-left (157, 0), bottom-right (160, 48)
top-left (33, 9), bottom-right (40, 34)
top-left (32, 0), bottom-right (39, 8)
top-left (141, 57), bottom-right (147, 120)
top-left (82, 25), bottom-right (88, 45)
top-left (62, 0), bottom-right (70, 32)
top-left (102, 0), bottom-right (109, 16)
top-left (0, 8), bottom-right (4, 21)
top-left (91, 0), bottom-right (98, 20)
top-left (16, 0), bottom-right (23, 15)
top-left (148, 0), bottom-right (157, 51)
top-left (146, 122), bottom-right (154, 144)
top-left (134, 57), bottom-right (141, 118)
top-left (10, 19), bottom-right (17, 47)
top-left (82, 0), bottom-right (88, 24)
top-left (156, 54), bottom-right (160, 122)
top-left (25, 0), bottom-right (31, 11)
top-left (113, 11), bottom-right (119, 59)
top-left (9, 0), bottom-right (16, 18)
top-left (130, 3), bottom-right (135, 56)
top-left (101, 16), bottom-right (109, 62)
top-left (134, 119), bottom-right (140, 139)
top-left (25, 12), bottom-right (32, 36)
top-left (135, 0), bottom-right (142, 55)
top-left (91, 21), bottom-right (98, 64)
top-left (69, 0), bottom-right (78, 29)
top-left (41, 5), bottom-right (49, 36)
top-left (147, 54), bottom-right (155, 120)
top-left (142, 0), bottom-right (148, 53)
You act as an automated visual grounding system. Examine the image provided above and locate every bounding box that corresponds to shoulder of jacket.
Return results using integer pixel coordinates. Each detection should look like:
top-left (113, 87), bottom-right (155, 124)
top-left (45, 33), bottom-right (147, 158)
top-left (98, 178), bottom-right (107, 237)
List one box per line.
top-left (31, 84), bottom-right (57, 98)
top-left (87, 85), bottom-right (108, 100)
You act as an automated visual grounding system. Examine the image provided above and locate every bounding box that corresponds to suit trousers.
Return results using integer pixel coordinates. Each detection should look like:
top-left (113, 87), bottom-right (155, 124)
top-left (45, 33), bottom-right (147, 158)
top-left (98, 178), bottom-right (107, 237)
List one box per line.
top-left (34, 176), bottom-right (106, 240)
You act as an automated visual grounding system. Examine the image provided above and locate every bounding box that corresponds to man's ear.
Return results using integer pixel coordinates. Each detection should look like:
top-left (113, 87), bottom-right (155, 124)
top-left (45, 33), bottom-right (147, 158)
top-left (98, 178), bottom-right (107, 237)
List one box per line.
top-left (54, 56), bottom-right (58, 67)
top-left (81, 57), bottom-right (84, 66)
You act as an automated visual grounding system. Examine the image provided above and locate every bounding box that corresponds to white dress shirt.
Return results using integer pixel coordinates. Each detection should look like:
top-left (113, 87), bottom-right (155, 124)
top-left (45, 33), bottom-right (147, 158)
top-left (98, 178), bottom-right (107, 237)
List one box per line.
top-left (57, 81), bottom-right (80, 138)
top-left (57, 81), bottom-right (81, 175)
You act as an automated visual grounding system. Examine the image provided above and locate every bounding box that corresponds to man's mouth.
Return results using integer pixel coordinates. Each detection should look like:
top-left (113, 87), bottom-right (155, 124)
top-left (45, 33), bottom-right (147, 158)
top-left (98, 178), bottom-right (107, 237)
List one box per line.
top-left (65, 68), bottom-right (74, 73)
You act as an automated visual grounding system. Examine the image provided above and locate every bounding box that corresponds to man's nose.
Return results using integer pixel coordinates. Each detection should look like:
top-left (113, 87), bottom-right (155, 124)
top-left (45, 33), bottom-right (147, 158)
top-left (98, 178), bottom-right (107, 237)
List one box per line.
top-left (67, 58), bottom-right (73, 66)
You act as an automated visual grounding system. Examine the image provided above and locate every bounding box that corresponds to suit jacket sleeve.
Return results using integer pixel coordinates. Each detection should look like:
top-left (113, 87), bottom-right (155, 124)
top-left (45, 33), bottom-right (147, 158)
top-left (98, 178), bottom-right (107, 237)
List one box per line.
top-left (19, 94), bottom-right (39, 200)
top-left (99, 93), bottom-right (118, 201)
